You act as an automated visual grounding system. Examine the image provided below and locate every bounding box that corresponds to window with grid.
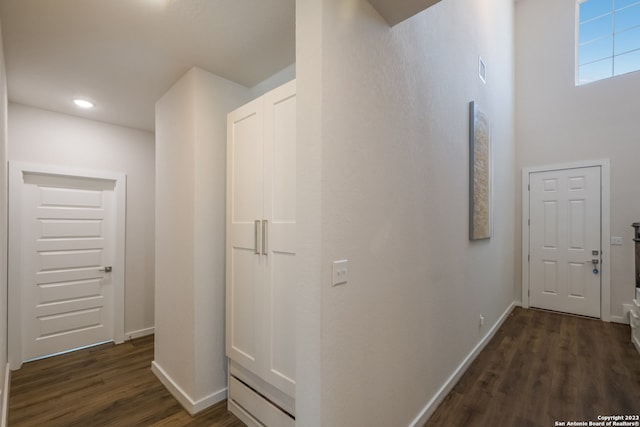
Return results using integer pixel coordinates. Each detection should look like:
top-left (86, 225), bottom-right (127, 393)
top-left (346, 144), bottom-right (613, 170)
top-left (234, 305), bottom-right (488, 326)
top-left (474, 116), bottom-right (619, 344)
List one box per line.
top-left (577, 0), bottom-right (640, 85)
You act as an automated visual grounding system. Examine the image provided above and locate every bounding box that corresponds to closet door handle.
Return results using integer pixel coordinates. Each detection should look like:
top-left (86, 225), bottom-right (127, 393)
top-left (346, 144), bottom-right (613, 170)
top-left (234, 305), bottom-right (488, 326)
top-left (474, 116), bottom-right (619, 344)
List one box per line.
top-left (262, 220), bottom-right (268, 255)
top-left (254, 220), bottom-right (261, 255)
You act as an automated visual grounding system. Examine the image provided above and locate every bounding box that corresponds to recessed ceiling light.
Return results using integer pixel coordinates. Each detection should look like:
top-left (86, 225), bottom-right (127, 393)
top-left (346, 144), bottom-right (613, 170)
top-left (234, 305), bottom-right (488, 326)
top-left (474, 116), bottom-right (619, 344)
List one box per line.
top-left (73, 99), bottom-right (94, 109)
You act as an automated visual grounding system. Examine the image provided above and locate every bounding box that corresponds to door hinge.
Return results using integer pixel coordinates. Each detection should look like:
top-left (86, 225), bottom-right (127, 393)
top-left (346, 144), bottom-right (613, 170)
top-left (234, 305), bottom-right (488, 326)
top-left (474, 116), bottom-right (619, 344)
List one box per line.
top-left (528, 184), bottom-right (530, 191)
top-left (528, 219), bottom-right (530, 226)
top-left (528, 254), bottom-right (530, 262)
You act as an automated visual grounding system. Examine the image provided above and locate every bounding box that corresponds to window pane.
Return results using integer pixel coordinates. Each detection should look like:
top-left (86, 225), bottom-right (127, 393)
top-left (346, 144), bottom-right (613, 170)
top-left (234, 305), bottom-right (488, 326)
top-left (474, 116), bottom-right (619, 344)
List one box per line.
top-left (614, 0), bottom-right (640, 11)
top-left (615, 25), bottom-right (640, 54)
top-left (580, 36), bottom-right (614, 63)
top-left (577, 0), bottom-right (640, 84)
top-left (581, 0), bottom-right (613, 22)
top-left (614, 48), bottom-right (640, 74)
top-left (580, 13), bottom-right (613, 44)
top-left (614, 3), bottom-right (640, 31)
top-left (579, 57), bottom-right (613, 83)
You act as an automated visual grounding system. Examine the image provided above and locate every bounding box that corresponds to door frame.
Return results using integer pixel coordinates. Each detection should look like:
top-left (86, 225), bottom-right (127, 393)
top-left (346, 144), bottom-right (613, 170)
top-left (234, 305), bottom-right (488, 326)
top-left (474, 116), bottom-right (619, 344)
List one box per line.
top-left (521, 159), bottom-right (611, 321)
top-left (8, 161), bottom-right (126, 369)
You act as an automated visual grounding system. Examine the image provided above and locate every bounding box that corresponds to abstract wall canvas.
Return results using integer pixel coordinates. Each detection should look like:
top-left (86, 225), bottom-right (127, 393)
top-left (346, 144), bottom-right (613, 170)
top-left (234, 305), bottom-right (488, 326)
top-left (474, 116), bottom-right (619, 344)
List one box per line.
top-left (469, 101), bottom-right (492, 240)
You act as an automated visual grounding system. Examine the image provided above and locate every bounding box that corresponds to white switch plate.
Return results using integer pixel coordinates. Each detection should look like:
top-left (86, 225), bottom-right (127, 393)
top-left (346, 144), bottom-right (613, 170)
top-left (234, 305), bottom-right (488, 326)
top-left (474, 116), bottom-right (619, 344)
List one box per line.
top-left (332, 260), bottom-right (348, 287)
top-left (611, 236), bottom-right (623, 245)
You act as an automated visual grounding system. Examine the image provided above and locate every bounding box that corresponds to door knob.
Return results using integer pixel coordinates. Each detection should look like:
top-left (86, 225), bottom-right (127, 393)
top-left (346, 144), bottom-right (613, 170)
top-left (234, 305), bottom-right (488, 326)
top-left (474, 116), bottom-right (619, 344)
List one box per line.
top-left (99, 266), bottom-right (112, 273)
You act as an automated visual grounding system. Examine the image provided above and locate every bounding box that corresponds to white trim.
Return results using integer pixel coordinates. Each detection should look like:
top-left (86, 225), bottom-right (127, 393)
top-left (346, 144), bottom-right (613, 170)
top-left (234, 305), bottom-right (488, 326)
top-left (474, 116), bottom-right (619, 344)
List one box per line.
top-left (125, 327), bottom-right (155, 341)
top-left (8, 164), bottom-right (22, 369)
top-left (611, 315), bottom-right (628, 324)
top-left (151, 361), bottom-right (227, 415)
top-left (631, 308), bottom-right (640, 355)
top-left (0, 364), bottom-right (10, 427)
top-left (613, 303), bottom-right (636, 325)
top-left (574, 0), bottom-right (581, 86)
top-left (8, 161), bottom-right (127, 369)
top-left (521, 159), bottom-right (611, 322)
top-left (409, 302), bottom-right (516, 427)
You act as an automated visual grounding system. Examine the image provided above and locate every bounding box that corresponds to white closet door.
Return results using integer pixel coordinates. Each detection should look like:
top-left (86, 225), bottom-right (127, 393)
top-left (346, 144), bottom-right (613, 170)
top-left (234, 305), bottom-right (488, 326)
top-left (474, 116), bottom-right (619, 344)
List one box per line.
top-left (226, 97), bottom-right (265, 372)
top-left (262, 80), bottom-right (297, 396)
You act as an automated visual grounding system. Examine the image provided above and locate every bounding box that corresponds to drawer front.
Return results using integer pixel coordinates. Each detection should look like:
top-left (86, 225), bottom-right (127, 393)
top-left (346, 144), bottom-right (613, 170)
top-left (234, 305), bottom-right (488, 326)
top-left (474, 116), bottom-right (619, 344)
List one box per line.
top-left (229, 375), bottom-right (295, 427)
top-left (631, 309), bottom-right (640, 329)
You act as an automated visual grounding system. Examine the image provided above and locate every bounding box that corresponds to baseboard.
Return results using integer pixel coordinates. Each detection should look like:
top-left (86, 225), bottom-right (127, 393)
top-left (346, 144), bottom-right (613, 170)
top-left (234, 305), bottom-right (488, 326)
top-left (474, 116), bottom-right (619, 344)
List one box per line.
top-left (612, 304), bottom-right (635, 325)
top-left (125, 327), bottom-right (155, 341)
top-left (409, 301), bottom-right (517, 427)
top-left (611, 315), bottom-right (628, 324)
top-left (610, 312), bottom-right (629, 325)
top-left (151, 361), bottom-right (227, 415)
top-left (1, 363), bottom-right (10, 427)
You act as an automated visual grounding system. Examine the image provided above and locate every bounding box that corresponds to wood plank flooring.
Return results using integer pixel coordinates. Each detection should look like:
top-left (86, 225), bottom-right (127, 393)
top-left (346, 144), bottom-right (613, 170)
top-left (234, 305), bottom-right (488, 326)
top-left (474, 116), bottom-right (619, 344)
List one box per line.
top-left (9, 308), bottom-right (640, 426)
top-left (425, 307), bottom-right (640, 427)
top-left (8, 335), bottom-right (244, 427)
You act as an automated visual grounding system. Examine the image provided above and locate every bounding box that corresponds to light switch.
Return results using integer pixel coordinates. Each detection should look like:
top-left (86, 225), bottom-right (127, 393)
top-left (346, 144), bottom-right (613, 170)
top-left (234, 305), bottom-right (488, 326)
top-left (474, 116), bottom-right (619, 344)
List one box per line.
top-left (611, 236), bottom-right (623, 246)
top-left (332, 260), bottom-right (348, 287)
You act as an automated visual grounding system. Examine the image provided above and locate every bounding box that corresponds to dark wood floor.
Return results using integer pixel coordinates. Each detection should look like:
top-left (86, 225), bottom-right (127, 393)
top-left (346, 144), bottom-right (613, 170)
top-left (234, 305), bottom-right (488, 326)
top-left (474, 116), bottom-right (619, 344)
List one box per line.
top-left (8, 335), bottom-right (245, 427)
top-left (425, 307), bottom-right (640, 427)
top-left (9, 308), bottom-right (640, 426)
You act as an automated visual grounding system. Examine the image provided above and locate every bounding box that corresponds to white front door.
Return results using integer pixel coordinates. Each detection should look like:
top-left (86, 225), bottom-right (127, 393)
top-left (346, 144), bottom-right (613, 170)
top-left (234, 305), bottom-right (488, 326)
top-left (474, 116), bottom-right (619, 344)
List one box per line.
top-left (9, 163), bottom-right (126, 366)
top-left (528, 166), bottom-right (601, 318)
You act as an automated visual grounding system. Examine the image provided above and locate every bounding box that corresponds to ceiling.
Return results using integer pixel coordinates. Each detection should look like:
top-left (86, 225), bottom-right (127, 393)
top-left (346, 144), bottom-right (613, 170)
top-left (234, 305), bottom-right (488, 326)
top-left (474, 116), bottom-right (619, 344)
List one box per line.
top-left (0, 0), bottom-right (296, 132)
top-left (368, 0), bottom-right (442, 26)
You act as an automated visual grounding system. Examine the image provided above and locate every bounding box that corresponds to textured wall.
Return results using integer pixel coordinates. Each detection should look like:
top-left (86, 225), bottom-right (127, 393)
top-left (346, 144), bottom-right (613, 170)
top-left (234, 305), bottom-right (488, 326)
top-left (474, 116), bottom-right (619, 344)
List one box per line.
top-left (296, 0), bottom-right (516, 424)
top-left (0, 18), bottom-right (8, 417)
top-left (515, 0), bottom-right (640, 319)
top-left (154, 67), bottom-right (250, 407)
top-left (8, 103), bottom-right (155, 336)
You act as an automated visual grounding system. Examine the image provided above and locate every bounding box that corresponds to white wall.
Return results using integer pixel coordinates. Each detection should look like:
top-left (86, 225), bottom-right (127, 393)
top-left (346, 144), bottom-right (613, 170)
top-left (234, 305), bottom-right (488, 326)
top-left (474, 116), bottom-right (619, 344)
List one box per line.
top-left (0, 18), bottom-right (9, 423)
top-left (296, 0), bottom-right (323, 423)
top-left (7, 103), bottom-right (155, 336)
top-left (515, 0), bottom-right (640, 320)
top-left (154, 67), bottom-right (250, 410)
top-left (250, 63), bottom-right (295, 98)
top-left (296, 0), bottom-right (516, 425)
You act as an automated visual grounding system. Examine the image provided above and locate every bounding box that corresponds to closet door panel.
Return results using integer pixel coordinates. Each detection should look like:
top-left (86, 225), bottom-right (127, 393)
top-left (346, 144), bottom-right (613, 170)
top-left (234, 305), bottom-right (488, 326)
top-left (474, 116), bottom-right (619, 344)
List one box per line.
top-left (269, 252), bottom-right (296, 389)
top-left (228, 100), bottom-right (263, 225)
top-left (262, 80), bottom-right (297, 396)
top-left (228, 248), bottom-right (259, 362)
top-left (267, 84), bottom-right (297, 223)
top-left (226, 98), bottom-right (264, 371)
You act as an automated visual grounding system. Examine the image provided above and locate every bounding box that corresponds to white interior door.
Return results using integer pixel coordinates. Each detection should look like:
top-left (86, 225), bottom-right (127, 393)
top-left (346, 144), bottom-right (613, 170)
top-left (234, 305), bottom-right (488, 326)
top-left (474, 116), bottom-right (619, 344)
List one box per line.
top-left (528, 166), bottom-right (601, 318)
top-left (9, 163), bottom-right (126, 367)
